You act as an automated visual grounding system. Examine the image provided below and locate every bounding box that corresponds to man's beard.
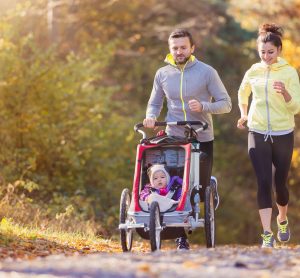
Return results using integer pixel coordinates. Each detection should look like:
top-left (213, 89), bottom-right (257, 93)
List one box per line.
top-left (175, 55), bottom-right (191, 65)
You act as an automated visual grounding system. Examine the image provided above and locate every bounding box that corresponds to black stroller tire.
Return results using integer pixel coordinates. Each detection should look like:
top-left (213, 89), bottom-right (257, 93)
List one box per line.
top-left (119, 188), bottom-right (133, 252)
top-left (204, 186), bottom-right (215, 248)
top-left (149, 201), bottom-right (162, 252)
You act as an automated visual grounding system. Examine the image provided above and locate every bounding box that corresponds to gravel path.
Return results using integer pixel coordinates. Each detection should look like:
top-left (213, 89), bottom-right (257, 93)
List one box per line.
top-left (1, 245), bottom-right (300, 277)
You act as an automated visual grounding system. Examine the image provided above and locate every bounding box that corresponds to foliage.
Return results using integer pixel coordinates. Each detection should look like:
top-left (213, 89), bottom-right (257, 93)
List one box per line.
top-left (0, 3), bottom-right (137, 235)
top-left (0, 217), bottom-right (132, 260)
top-left (228, 0), bottom-right (300, 41)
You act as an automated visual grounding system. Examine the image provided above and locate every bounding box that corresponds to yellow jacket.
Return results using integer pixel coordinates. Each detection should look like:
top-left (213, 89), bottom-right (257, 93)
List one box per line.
top-left (238, 57), bottom-right (300, 132)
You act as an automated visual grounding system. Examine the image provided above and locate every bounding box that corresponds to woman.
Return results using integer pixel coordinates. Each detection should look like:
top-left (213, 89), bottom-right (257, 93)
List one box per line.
top-left (237, 23), bottom-right (300, 248)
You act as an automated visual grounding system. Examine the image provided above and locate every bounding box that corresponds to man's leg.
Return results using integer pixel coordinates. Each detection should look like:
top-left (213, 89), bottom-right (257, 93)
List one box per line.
top-left (199, 140), bottom-right (214, 201)
top-left (175, 140), bottom-right (213, 250)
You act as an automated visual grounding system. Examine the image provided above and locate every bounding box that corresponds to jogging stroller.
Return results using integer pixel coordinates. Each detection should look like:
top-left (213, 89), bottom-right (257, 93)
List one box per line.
top-left (118, 121), bottom-right (218, 251)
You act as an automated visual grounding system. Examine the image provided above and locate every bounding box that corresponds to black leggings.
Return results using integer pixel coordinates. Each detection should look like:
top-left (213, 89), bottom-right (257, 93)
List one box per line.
top-left (199, 140), bottom-right (214, 200)
top-left (248, 131), bottom-right (294, 209)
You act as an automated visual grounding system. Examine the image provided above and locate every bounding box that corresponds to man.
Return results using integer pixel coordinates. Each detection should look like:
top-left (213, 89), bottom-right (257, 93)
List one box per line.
top-left (143, 29), bottom-right (232, 250)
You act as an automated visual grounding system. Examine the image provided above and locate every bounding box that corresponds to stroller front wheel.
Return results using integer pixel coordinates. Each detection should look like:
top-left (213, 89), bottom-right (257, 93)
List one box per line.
top-left (149, 201), bottom-right (162, 251)
top-left (119, 188), bottom-right (133, 252)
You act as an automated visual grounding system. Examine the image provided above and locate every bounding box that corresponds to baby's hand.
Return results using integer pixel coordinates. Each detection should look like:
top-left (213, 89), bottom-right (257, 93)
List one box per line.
top-left (170, 183), bottom-right (181, 191)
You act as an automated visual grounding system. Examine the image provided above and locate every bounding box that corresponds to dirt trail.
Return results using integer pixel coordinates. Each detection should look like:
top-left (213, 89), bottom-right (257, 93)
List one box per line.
top-left (1, 245), bottom-right (300, 277)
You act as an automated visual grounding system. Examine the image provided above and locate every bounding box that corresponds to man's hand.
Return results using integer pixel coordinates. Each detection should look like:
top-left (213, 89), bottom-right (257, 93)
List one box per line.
top-left (188, 99), bottom-right (203, 112)
top-left (143, 118), bottom-right (157, 128)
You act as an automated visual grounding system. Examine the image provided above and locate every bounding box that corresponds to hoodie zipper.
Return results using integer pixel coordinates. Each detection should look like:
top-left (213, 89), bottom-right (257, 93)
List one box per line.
top-left (264, 67), bottom-right (273, 142)
top-left (180, 62), bottom-right (188, 121)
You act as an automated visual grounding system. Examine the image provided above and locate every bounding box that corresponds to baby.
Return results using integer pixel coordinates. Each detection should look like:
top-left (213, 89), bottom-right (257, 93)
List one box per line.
top-left (140, 164), bottom-right (182, 202)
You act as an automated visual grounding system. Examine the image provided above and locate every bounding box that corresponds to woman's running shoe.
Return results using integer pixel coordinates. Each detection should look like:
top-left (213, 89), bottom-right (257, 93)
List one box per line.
top-left (277, 217), bottom-right (290, 242)
top-left (261, 231), bottom-right (276, 248)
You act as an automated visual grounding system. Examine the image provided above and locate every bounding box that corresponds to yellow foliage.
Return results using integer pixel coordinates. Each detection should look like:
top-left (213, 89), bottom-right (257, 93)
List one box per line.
top-left (55, 205), bottom-right (75, 220)
top-left (138, 263), bottom-right (151, 272)
top-left (291, 148), bottom-right (300, 168)
top-left (125, 131), bottom-right (135, 142)
top-left (0, 217), bottom-right (14, 233)
top-left (1, 217), bottom-right (10, 227)
top-left (282, 39), bottom-right (300, 70)
top-left (0, 38), bottom-right (16, 51)
top-left (228, 0), bottom-right (300, 73)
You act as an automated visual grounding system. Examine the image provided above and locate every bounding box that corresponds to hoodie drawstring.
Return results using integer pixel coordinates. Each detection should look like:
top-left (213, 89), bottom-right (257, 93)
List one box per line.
top-left (264, 131), bottom-right (274, 143)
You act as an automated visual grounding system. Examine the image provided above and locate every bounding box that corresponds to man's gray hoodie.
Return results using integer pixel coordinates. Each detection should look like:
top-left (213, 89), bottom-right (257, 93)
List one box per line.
top-left (146, 54), bottom-right (232, 142)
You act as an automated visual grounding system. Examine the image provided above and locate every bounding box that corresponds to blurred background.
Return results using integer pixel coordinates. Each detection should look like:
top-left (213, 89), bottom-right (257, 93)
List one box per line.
top-left (0, 0), bottom-right (300, 244)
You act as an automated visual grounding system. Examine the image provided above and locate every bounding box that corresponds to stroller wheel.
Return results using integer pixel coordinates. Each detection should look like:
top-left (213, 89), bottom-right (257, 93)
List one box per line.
top-left (149, 201), bottom-right (162, 251)
top-left (204, 186), bottom-right (216, 248)
top-left (210, 176), bottom-right (219, 210)
top-left (119, 188), bottom-right (133, 252)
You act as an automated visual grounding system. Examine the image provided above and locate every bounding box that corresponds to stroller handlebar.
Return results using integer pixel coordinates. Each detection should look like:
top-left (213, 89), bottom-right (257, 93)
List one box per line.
top-left (134, 121), bottom-right (208, 139)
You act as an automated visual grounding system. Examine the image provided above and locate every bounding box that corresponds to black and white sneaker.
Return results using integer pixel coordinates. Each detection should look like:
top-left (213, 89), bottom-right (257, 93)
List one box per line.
top-left (175, 237), bottom-right (190, 250)
top-left (210, 176), bottom-right (219, 210)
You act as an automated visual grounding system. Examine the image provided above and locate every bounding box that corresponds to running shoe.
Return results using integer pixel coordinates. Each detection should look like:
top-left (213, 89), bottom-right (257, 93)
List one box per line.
top-left (277, 217), bottom-right (290, 243)
top-left (261, 231), bottom-right (276, 248)
top-left (175, 237), bottom-right (190, 250)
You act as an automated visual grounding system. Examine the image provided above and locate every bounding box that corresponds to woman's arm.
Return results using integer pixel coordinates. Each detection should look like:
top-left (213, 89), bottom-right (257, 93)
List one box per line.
top-left (274, 69), bottom-right (300, 114)
top-left (237, 104), bottom-right (248, 129)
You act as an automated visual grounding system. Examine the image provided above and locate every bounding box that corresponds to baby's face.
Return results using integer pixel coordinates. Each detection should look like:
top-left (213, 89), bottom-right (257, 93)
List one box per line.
top-left (152, 170), bottom-right (167, 189)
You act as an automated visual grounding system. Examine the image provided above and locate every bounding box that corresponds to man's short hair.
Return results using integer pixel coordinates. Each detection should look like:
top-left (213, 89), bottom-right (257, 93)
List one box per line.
top-left (168, 29), bottom-right (194, 46)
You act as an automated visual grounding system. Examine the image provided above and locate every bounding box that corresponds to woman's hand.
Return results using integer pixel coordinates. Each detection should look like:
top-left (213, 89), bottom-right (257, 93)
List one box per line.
top-left (273, 81), bottom-right (287, 94)
top-left (237, 115), bottom-right (248, 129)
top-left (273, 81), bottom-right (292, 102)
